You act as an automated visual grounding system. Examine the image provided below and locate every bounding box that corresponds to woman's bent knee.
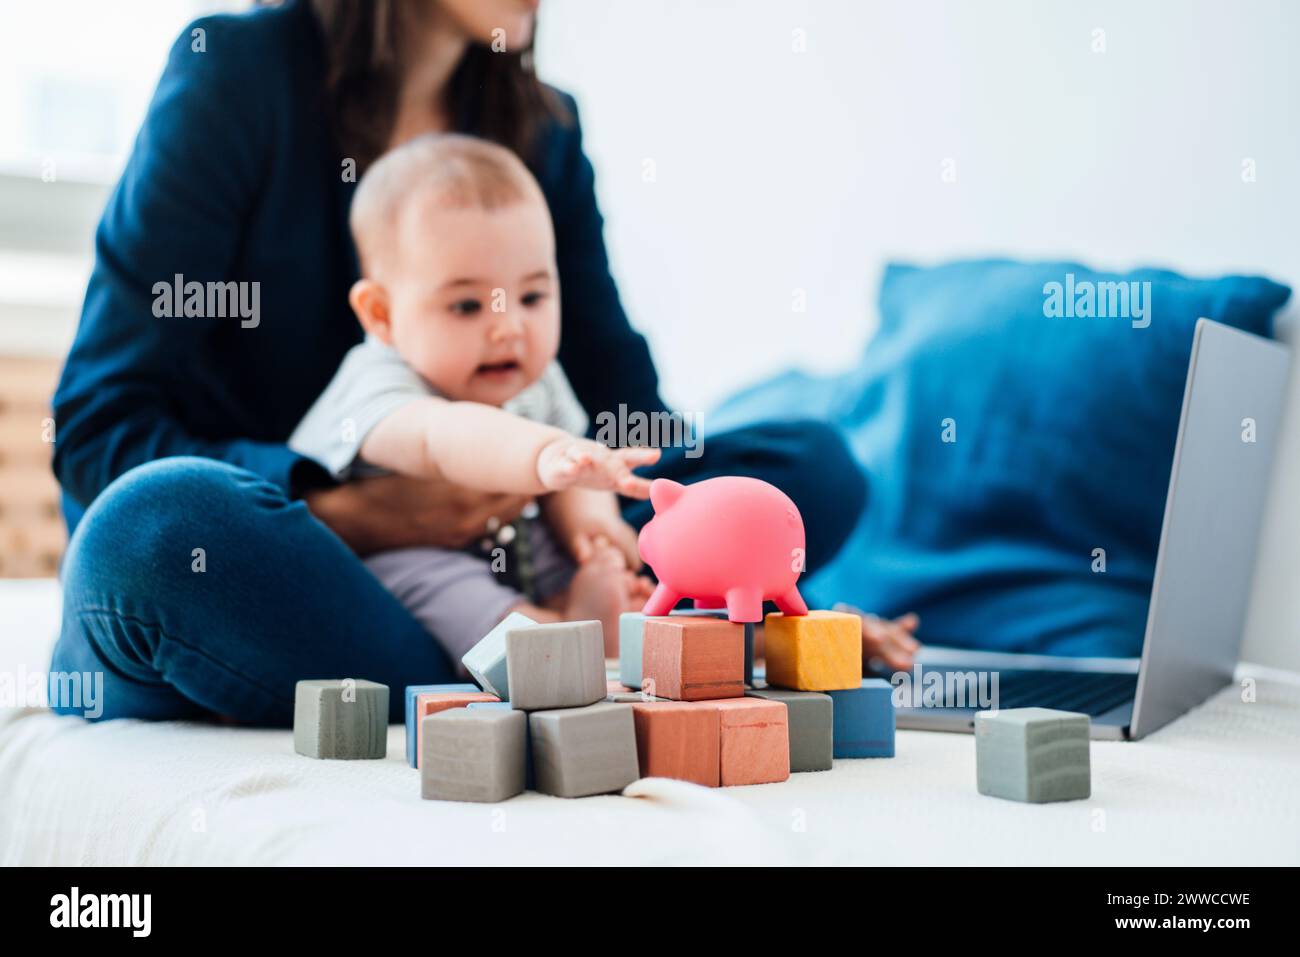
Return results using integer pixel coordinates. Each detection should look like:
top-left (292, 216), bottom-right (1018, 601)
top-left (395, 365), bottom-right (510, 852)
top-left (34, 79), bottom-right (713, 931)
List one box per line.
top-left (63, 456), bottom-right (283, 600)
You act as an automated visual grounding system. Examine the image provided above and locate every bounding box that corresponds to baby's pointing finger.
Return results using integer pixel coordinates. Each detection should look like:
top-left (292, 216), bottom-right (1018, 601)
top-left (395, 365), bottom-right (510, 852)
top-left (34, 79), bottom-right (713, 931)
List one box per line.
top-left (619, 447), bottom-right (662, 468)
top-left (617, 473), bottom-right (653, 499)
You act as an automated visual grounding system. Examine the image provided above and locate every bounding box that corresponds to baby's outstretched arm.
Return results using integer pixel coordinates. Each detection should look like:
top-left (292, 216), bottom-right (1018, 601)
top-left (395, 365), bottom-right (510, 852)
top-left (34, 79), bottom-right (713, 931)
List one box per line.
top-left (536, 436), bottom-right (660, 498)
top-left (360, 397), bottom-right (658, 497)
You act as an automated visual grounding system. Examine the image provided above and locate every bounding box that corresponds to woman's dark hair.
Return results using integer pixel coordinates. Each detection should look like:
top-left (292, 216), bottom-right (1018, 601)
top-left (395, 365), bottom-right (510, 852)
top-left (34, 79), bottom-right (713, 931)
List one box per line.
top-left (308, 0), bottom-right (569, 173)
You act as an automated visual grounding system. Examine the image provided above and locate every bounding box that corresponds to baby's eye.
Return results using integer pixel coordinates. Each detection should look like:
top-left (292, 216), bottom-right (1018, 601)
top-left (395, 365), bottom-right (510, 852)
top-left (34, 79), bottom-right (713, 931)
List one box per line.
top-left (521, 291), bottom-right (548, 307)
top-left (449, 299), bottom-right (482, 316)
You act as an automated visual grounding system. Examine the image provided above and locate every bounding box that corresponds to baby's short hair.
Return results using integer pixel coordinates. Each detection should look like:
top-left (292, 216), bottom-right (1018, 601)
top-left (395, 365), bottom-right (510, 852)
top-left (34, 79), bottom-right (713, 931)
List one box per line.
top-left (350, 133), bottom-right (541, 274)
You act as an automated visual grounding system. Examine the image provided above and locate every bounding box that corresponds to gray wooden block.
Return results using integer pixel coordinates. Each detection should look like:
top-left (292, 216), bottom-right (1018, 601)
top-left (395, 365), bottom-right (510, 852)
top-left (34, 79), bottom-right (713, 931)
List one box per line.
top-left (746, 688), bottom-right (833, 772)
top-left (294, 679), bottom-right (388, 759)
top-left (504, 620), bottom-right (605, 711)
top-left (421, 708), bottom-right (527, 803)
top-left (461, 611), bottom-right (536, 700)
top-left (618, 612), bottom-right (646, 689)
top-left (529, 702), bottom-right (640, 798)
top-left (975, 707), bottom-right (1091, 803)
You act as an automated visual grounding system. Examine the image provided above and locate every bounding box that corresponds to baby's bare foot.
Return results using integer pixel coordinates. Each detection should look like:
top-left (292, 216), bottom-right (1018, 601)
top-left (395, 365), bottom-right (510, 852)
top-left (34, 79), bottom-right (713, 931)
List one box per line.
top-left (565, 550), bottom-right (631, 656)
top-left (563, 544), bottom-right (656, 655)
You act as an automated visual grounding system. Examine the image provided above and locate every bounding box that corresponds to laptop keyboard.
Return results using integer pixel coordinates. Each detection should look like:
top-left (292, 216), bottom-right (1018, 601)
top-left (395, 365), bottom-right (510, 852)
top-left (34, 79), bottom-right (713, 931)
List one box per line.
top-left (894, 669), bottom-right (1138, 716)
top-left (976, 669), bottom-right (1136, 715)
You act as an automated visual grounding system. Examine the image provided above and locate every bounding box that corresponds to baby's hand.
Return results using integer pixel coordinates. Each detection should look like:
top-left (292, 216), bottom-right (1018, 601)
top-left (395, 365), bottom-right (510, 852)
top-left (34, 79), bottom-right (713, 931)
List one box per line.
top-left (537, 437), bottom-right (661, 498)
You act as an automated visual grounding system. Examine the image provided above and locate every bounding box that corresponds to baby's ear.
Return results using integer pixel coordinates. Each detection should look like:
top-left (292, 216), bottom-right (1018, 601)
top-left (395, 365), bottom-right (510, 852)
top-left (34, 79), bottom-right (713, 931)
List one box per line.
top-left (349, 279), bottom-right (392, 343)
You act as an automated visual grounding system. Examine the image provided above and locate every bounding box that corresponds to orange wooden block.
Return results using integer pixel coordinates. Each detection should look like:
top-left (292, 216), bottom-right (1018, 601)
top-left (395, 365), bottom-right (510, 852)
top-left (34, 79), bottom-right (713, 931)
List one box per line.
top-left (763, 610), bottom-right (862, 691)
top-left (415, 691), bottom-right (498, 767)
top-left (713, 698), bottom-right (790, 786)
top-left (631, 701), bottom-right (721, 787)
top-left (642, 616), bottom-right (744, 701)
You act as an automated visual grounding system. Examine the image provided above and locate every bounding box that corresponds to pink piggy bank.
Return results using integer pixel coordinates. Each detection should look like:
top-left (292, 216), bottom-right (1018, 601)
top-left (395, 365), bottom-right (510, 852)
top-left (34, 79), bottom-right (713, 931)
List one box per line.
top-left (638, 476), bottom-right (810, 623)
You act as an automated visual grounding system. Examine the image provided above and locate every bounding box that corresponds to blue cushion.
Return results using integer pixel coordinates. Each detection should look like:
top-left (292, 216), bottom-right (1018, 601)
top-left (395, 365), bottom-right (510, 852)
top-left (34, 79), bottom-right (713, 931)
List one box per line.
top-left (713, 260), bottom-right (1290, 656)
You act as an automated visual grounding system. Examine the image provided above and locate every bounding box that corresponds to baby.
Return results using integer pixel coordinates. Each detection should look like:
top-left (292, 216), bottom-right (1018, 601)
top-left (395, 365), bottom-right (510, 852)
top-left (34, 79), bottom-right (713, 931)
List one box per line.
top-left (290, 133), bottom-right (658, 664)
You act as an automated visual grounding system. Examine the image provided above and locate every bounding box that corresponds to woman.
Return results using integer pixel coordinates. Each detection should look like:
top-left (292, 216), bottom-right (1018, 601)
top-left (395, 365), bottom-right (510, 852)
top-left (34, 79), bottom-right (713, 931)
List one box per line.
top-left (50, 0), bottom-right (907, 725)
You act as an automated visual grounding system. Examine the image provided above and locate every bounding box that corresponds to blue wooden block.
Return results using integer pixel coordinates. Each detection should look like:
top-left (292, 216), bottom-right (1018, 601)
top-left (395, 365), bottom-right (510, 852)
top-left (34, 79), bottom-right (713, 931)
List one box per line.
top-left (405, 682), bottom-right (479, 768)
top-left (618, 612), bottom-right (646, 690)
top-left (461, 611), bottom-right (536, 701)
top-left (826, 678), bottom-right (895, 758)
top-left (672, 607), bottom-right (755, 686)
top-left (470, 701), bottom-right (535, 789)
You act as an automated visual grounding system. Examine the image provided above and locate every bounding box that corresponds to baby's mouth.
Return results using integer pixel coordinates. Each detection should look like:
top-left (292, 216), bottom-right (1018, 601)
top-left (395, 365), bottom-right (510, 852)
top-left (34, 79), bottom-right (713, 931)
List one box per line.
top-left (476, 359), bottom-right (522, 378)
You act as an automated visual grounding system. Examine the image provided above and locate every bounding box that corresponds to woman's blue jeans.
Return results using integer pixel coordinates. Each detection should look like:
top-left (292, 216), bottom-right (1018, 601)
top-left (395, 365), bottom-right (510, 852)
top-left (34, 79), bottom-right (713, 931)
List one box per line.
top-left (50, 421), bottom-right (865, 726)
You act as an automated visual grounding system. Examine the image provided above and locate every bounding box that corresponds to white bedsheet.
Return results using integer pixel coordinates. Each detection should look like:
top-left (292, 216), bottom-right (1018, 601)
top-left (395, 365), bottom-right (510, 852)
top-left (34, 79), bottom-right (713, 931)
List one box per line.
top-left (2, 579), bottom-right (1298, 866)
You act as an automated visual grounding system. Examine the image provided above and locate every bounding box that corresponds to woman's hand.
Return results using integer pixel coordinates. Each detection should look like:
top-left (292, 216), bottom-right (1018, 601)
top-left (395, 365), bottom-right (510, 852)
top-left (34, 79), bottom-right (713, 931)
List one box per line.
top-left (305, 474), bottom-right (530, 556)
top-left (835, 603), bottom-right (921, 672)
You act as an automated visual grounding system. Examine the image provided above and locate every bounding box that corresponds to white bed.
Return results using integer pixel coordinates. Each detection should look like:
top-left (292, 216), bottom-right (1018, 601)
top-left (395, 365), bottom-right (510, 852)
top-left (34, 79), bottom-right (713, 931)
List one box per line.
top-left (2, 578), bottom-right (1298, 866)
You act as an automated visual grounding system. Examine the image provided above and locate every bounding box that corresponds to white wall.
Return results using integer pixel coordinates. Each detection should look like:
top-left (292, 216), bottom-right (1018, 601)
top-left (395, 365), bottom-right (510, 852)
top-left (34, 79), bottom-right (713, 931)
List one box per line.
top-left (536, 0), bottom-right (1300, 667)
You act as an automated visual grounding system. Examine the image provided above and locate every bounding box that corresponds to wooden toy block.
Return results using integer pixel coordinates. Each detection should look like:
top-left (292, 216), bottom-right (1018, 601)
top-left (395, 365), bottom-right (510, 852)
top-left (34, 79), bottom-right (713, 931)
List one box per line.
top-left (618, 612), bottom-right (646, 690)
top-left (294, 679), bottom-right (388, 760)
top-left (505, 620), bottom-right (606, 711)
top-left (405, 683), bottom-right (481, 767)
top-left (764, 610), bottom-right (862, 691)
top-left (744, 624), bottom-right (755, 687)
top-left (642, 616), bottom-right (744, 701)
top-left (606, 690), bottom-right (667, 703)
top-left (745, 688), bottom-right (833, 772)
top-left (630, 701), bottom-right (721, 787)
top-left (421, 708), bottom-right (527, 803)
top-left (461, 611), bottom-right (536, 700)
top-left (529, 702), bottom-right (640, 798)
top-left (713, 698), bottom-right (790, 786)
top-left (826, 678), bottom-right (895, 757)
top-left (673, 607), bottom-right (755, 685)
top-left (606, 677), bottom-right (666, 704)
top-left (469, 701), bottom-right (535, 789)
top-left (413, 690), bottom-right (499, 768)
top-left (975, 707), bottom-right (1091, 803)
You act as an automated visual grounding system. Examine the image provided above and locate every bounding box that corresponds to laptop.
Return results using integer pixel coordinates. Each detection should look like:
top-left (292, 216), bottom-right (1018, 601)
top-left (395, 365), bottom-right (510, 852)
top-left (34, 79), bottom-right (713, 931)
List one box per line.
top-left (893, 318), bottom-right (1291, 740)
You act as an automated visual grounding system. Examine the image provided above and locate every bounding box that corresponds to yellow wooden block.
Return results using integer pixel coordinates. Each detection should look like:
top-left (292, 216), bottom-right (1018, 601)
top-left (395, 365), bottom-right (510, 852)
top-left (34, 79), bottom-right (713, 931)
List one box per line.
top-left (764, 611), bottom-right (862, 691)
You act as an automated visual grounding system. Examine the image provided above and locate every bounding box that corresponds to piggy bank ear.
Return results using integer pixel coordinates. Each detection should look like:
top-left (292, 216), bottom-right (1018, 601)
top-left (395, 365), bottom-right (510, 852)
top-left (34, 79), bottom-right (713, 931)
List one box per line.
top-left (649, 478), bottom-right (685, 512)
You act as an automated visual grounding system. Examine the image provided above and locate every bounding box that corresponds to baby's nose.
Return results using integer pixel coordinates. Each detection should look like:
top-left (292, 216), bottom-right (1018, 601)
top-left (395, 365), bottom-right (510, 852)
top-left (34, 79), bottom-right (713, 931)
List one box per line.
top-left (489, 310), bottom-right (526, 342)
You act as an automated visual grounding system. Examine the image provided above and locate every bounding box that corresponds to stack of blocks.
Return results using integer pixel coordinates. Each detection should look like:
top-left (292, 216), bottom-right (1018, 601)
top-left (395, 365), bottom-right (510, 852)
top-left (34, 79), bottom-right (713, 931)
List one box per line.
top-left (620, 607), bottom-right (896, 784)
top-left (407, 685), bottom-right (499, 768)
top-left (294, 596), bottom-right (892, 801)
top-left (417, 616), bottom-right (639, 801)
top-left (763, 610), bottom-right (894, 761)
top-left (622, 610), bottom-right (794, 787)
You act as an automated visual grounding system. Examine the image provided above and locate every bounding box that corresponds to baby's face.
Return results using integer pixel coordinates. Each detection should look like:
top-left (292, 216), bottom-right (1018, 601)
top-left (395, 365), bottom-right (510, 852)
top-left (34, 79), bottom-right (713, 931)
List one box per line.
top-left (382, 194), bottom-right (560, 406)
